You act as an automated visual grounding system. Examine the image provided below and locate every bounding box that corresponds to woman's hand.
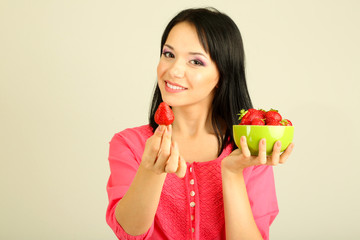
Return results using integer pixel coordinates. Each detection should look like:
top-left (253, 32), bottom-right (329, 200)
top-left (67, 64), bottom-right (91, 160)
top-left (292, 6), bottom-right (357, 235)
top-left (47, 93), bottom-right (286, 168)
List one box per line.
top-left (115, 124), bottom-right (186, 235)
top-left (140, 125), bottom-right (187, 178)
top-left (222, 136), bottom-right (295, 174)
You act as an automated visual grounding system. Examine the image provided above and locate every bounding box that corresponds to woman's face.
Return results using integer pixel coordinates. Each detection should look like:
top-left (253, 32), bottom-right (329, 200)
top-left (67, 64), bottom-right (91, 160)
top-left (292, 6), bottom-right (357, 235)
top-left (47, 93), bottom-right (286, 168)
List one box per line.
top-left (157, 22), bottom-right (219, 108)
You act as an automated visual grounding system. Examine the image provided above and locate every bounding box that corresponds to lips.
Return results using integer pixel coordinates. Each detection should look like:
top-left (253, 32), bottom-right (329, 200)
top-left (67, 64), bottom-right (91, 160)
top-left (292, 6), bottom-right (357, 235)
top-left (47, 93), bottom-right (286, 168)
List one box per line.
top-left (164, 81), bottom-right (188, 93)
top-left (165, 81), bottom-right (187, 90)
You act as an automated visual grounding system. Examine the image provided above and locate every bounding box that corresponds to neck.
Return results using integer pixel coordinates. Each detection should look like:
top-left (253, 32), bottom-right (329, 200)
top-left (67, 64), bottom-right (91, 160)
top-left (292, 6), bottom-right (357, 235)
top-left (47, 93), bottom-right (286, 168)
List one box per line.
top-left (171, 103), bottom-right (214, 138)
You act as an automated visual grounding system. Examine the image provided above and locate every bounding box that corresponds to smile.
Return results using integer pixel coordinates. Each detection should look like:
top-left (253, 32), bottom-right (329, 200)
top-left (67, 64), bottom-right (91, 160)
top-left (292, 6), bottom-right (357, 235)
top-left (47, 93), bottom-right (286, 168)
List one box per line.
top-left (166, 81), bottom-right (187, 90)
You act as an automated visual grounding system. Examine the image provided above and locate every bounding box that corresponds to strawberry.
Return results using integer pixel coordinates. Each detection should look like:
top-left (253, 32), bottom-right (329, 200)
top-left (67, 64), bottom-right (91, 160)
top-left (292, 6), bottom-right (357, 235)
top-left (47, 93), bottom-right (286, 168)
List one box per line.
top-left (238, 109), bottom-right (250, 125)
top-left (238, 109), bottom-right (264, 125)
top-left (280, 119), bottom-right (293, 126)
top-left (258, 109), bottom-right (266, 118)
top-left (266, 119), bottom-right (282, 126)
top-left (265, 109), bottom-right (282, 123)
top-left (154, 102), bottom-right (174, 125)
top-left (251, 118), bottom-right (265, 125)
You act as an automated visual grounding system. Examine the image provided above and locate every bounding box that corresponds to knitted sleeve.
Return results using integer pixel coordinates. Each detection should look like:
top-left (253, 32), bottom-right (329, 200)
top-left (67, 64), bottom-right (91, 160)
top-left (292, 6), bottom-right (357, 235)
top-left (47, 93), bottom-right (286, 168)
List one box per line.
top-left (106, 129), bottom-right (154, 240)
top-left (245, 165), bottom-right (279, 240)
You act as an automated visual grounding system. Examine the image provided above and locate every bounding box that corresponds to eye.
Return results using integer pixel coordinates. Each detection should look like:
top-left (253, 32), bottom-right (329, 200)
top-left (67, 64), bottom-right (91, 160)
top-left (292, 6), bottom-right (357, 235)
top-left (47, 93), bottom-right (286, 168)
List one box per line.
top-left (162, 51), bottom-right (174, 58)
top-left (190, 59), bottom-right (204, 66)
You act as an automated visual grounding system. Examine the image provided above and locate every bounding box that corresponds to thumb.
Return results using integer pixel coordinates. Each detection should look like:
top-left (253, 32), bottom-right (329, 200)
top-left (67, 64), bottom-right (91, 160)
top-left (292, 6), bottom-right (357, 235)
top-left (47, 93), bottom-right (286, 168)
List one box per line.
top-left (144, 125), bottom-right (166, 160)
top-left (175, 156), bottom-right (187, 178)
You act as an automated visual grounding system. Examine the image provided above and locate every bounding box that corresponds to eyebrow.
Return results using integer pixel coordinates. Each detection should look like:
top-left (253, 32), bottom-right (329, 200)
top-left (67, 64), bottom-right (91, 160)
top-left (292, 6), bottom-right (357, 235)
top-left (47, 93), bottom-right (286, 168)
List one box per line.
top-left (164, 44), bottom-right (208, 59)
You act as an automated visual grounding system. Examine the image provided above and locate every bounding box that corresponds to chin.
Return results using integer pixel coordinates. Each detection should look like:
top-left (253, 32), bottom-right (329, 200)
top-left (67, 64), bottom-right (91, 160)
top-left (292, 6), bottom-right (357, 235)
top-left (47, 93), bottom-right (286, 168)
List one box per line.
top-left (161, 97), bottom-right (175, 107)
top-left (160, 96), bottom-right (180, 108)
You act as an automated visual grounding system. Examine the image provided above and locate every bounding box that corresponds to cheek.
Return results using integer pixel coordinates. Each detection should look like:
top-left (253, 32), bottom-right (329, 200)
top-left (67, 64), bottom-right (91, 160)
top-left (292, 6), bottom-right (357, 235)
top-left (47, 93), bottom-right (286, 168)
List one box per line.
top-left (191, 71), bottom-right (218, 89)
top-left (207, 70), bottom-right (220, 89)
top-left (157, 62), bottom-right (167, 92)
top-left (157, 61), bottom-right (167, 79)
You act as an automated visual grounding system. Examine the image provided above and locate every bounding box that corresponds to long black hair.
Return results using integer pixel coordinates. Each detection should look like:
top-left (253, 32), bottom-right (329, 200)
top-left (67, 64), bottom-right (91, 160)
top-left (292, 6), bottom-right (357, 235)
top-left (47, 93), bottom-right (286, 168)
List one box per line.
top-left (149, 7), bottom-right (253, 155)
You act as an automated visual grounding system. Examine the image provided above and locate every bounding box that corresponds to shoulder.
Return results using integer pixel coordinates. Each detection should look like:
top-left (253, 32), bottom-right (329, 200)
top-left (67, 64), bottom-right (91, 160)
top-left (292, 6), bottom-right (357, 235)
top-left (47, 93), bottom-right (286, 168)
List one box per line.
top-left (109, 124), bottom-right (154, 156)
top-left (113, 124), bottom-right (154, 142)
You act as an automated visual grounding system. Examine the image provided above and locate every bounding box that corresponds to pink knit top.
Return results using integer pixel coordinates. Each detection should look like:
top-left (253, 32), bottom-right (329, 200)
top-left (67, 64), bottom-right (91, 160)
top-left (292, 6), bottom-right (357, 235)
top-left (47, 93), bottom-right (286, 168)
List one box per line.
top-left (106, 125), bottom-right (279, 240)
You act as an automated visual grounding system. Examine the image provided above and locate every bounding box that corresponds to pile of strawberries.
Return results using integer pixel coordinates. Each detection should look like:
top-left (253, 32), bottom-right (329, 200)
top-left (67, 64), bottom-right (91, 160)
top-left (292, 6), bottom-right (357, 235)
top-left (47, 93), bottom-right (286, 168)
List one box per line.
top-left (238, 108), bottom-right (292, 126)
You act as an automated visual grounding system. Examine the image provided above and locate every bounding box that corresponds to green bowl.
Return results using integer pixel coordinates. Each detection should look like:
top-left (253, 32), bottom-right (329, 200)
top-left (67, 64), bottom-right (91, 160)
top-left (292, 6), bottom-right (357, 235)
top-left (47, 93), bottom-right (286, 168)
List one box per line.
top-left (233, 125), bottom-right (294, 156)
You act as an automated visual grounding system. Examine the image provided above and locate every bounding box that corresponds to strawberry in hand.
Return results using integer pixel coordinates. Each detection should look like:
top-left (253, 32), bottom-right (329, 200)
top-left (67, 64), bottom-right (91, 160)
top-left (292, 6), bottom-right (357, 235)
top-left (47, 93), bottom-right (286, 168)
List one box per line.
top-left (154, 102), bottom-right (175, 125)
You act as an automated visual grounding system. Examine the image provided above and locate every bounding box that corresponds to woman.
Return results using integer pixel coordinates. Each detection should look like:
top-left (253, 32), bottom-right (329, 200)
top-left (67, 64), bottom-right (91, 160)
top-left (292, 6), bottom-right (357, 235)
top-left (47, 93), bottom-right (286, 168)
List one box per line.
top-left (106, 7), bottom-right (294, 240)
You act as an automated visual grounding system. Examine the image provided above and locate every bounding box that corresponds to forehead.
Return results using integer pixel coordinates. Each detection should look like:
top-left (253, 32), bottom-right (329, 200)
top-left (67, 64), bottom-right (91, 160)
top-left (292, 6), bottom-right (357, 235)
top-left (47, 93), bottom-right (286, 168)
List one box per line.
top-left (165, 22), bottom-right (205, 51)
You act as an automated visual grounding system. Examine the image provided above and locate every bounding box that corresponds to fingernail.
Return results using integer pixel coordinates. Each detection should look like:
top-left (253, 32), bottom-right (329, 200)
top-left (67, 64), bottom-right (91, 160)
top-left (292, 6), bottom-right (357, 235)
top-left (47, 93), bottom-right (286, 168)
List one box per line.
top-left (156, 125), bottom-right (163, 132)
top-left (262, 139), bottom-right (266, 145)
top-left (164, 126), bottom-right (168, 134)
top-left (277, 141), bottom-right (281, 147)
top-left (167, 125), bottom-right (172, 133)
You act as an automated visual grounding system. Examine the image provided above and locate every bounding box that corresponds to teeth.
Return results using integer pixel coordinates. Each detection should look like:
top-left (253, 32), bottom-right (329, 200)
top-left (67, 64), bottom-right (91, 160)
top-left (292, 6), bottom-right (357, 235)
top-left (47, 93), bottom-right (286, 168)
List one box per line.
top-left (166, 82), bottom-right (186, 90)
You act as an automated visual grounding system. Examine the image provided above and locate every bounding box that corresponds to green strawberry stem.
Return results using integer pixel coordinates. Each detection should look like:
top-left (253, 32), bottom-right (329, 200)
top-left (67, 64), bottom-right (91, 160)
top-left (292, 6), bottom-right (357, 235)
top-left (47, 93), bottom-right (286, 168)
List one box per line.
top-left (237, 109), bottom-right (248, 120)
top-left (280, 119), bottom-right (289, 126)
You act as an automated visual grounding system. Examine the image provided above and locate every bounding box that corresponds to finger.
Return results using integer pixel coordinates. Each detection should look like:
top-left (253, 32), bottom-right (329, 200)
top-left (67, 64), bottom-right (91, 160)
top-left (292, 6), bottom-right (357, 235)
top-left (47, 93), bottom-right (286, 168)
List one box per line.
top-left (165, 141), bottom-right (180, 173)
top-left (175, 156), bottom-right (187, 178)
top-left (270, 141), bottom-right (282, 166)
top-left (239, 136), bottom-right (251, 158)
top-left (154, 125), bottom-right (172, 171)
top-left (144, 125), bottom-right (166, 160)
top-left (154, 125), bottom-right (166, 138)
top-left (279, 142), bottom-right (294, 164)
top-left (257, 138), bottom-right (267, 165)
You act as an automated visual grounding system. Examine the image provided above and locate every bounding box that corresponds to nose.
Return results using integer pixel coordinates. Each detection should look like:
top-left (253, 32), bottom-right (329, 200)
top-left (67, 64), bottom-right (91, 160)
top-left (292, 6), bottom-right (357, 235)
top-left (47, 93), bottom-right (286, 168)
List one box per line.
top-left (169, 60), bottom-right (185, 78)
